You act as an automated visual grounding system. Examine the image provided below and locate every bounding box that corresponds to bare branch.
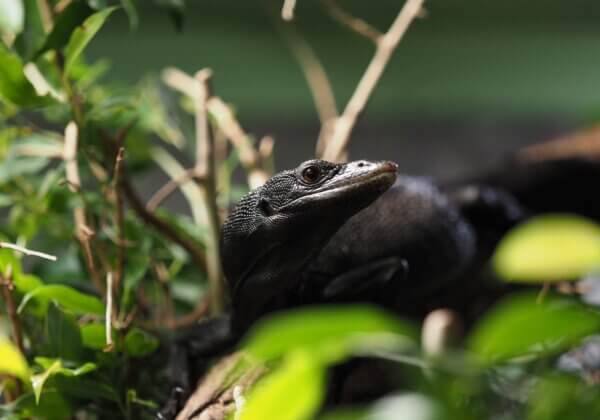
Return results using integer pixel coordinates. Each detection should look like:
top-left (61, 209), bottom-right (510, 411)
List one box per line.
top-left (321, 0), bottom-right (426, 162)
top-left (112, 147), bottom-right (126, 294)
top-left (194, 70), bottom-right (226, 315)
top-left (281, 0), bottom-right (297, 21)
top-left (63, 122), bottom-right (105, 294)
top-left (122, 178), bottom-right (208, 272)
top-left (105, 272), bottom-right (113, 350)
top-left (146, 168), bottom-right (198, 212)
top-left (0, 266), bottom-right (24, 396)
top-left (321, 0), bottom-right (382, 43)
top-left (0, 242), bottom-right (57, 261)
top-left (163, 67), bottom-right (272, 188)
top-left (207, 97), bottom-right (270, 188)
top-left (0, 267), bottom-right (24, 355)
top-left (281, 24), bottom-right (338, 125)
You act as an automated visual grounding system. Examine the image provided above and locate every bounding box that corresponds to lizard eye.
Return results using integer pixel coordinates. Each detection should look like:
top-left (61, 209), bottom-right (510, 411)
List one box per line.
top-left (301, 165), bottom-right (321, 184)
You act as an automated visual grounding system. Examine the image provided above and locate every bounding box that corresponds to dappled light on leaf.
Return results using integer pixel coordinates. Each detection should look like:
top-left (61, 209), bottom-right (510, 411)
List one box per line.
top-left (493, 214), bottom-right (600, 282)
top-left (468, 293), bottom-right (600, 365)
top-left (240, 351), bottom-right (325, 420)
top-left (242, 305), bottom-right (417, 364)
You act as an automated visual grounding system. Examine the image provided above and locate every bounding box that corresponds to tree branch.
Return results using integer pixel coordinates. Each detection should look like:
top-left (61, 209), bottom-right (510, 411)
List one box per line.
top-left (194, 69), bottom-right (226, 315)
top-left (281, 0), bottom-right (297, 21)
top-left (321, 0), bottom-right (382, 43)
top-left (0, 242), bottom-right (57, 261)
top-left (321, 0), bottom-right (426, 162)
top-left (63, 122), bottom-right (105, 294)
top-left (121, 178), bottom-right (207, 273)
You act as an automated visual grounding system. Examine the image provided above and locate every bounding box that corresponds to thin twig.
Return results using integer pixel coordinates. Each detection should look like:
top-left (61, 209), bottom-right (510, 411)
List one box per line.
top-left (0, 266), bottom-right (24, 396)
top-left (207, 97), bottom-right (270, 188)
top-left (0, 242), bottom-right (57, 261)
top-left (321, 0), bottom-right (382, 43)
top-left (0, 267), bottom-right (24, 355)
top-left (63, 122), bottom-right (105, 294)
top-left (280, 24), bottom-right (338, 126)
top-left (281, 0), bottom-right (297, 21)
top-left (112, 147), bottom-right (126, 295)
top-left (194, 69), bottom-right (225, 315)
top-left (146, 168), bottom-right (199, 212)
top-left (105, 272), bottom-right (114, 350)
top-left (321, 0), bottom-right (426, 162)
top-left (162, 67), bottom-right (272, 188)
top-left (121, 178), bottom-right (208, 272)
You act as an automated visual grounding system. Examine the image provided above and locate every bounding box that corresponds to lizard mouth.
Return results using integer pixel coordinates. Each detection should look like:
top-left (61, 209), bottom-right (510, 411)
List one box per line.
top-left (282, 161), bottom-right (398, 211)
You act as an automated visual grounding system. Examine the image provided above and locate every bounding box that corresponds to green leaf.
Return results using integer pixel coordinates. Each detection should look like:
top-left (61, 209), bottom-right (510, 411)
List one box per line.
top-left (493, 214), bottom-right (600, 282)
top-left (18, 284), bottom-right (104, 316)
top-left (242, 305), bottom-right (417, 365)
top-left (53, 376), bottom-right (119, 402)
top-left (527, 374), bottom-right (600, 420)
top-left (0, 339), bottom-right (29, 381)
top-left (124, 328), bottom-right (159, 357)
top-left (81, 323), bottom-right (109, 350)
top-left (35, 1), bottom-right (93, 58)
top-left (31, 358), bottom-right (96, 403)
top-left (121, 0), bottom-right (138, 29)
top-left (13, 0), bottom-right (46, 60)
top-left (12, 389), bottom-right (71, 420)
top-left (0, 0), bottom-right (24, 36)
top-left (63, 6), bottom-right (119, 75)
top-left (44, 303), bottom-right (84, 361)
top-left (241, 351), bottom-right (325, 420)
top-left (0, 42), bottom-right (45, 107)
top-left (468, 293), bottom-right (600, 365)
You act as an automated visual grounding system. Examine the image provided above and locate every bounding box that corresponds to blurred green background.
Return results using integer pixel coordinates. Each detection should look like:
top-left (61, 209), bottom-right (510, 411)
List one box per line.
top-left (88, 0), bottom-right (600, 176)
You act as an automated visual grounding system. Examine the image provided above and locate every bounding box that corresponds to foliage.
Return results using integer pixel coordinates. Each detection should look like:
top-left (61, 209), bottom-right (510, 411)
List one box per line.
top-left (1, 1), bottom-right (600, 420)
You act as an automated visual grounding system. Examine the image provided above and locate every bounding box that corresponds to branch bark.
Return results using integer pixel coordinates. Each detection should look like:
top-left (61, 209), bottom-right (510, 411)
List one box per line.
top-left (63, 122), bottom-right (105, 294)
top-left (193, 69), bottom-right (225, 315)
top-left (320, 0), bottom-right (426, 162)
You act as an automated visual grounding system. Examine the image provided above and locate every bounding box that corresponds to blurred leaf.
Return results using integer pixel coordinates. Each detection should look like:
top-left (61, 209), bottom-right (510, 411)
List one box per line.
top-left (527, 373), bottom-right (600, 420)
top-left (10, 134), bottom-right (64, 158)
top-left (63, 6), bottom-right (119, 75)
top-left (154, 0), bottom-right (185, 31)
top-left (121, 0), bottom-right (138, 29)
top-left (494, 214), bottom-right (600, 282)
top-left (127, 389), bottom-right (158, 409)
top-left (120, 253), bottom-right (149, 312)
top-left (53, 376), bottom-right (120, 402)
top-left (124, 328), bottom-right (159, 357)
top-left (81, 323), bottom-right (110, 350)
top-left (12, 389), bottom-right (71, 420)
top-left (243, 305), bottom-right (417, 365)
top-left (0, 42), bottom-right (46, 107)
top-left (0, 156), bottom-right (49, 183)
top-left (13, 0), bottom-right (46, 59)
top-left (241, 351), bottom-right (324, 420)
top-left (44, 303), bottom-right (84, 361)
top-left (31, 358), bottom-right (96, 403)
top-left (19, 284), bottom-right (104, 316)
top-left (0, 0), bottom-right (25, 36)
top-left (35, 1), bottom-right (93, 58)
top-left (0, 339), bottom-right (29, 381)
top-left (468, 293), bottom-right (600, 365)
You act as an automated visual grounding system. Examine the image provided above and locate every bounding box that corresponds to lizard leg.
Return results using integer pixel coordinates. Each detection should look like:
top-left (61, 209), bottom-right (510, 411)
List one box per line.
top-left (320, 257), bottom-right (408, 301)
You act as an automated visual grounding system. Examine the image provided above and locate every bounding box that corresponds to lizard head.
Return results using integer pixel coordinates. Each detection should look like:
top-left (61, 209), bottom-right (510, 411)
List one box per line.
top-left (220, 159), bottom-right (397, 328)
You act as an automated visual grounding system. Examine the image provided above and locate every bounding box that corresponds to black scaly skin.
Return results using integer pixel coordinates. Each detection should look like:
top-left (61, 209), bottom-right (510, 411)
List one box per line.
top-left (221, 159), bottom-right (399, 333)
top-left (160, 159), bottom-right (526, 419)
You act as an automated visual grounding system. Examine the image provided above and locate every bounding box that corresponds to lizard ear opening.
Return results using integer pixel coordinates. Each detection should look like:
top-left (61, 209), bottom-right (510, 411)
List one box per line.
top-left (258, 198), bottom-right (274, 216)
